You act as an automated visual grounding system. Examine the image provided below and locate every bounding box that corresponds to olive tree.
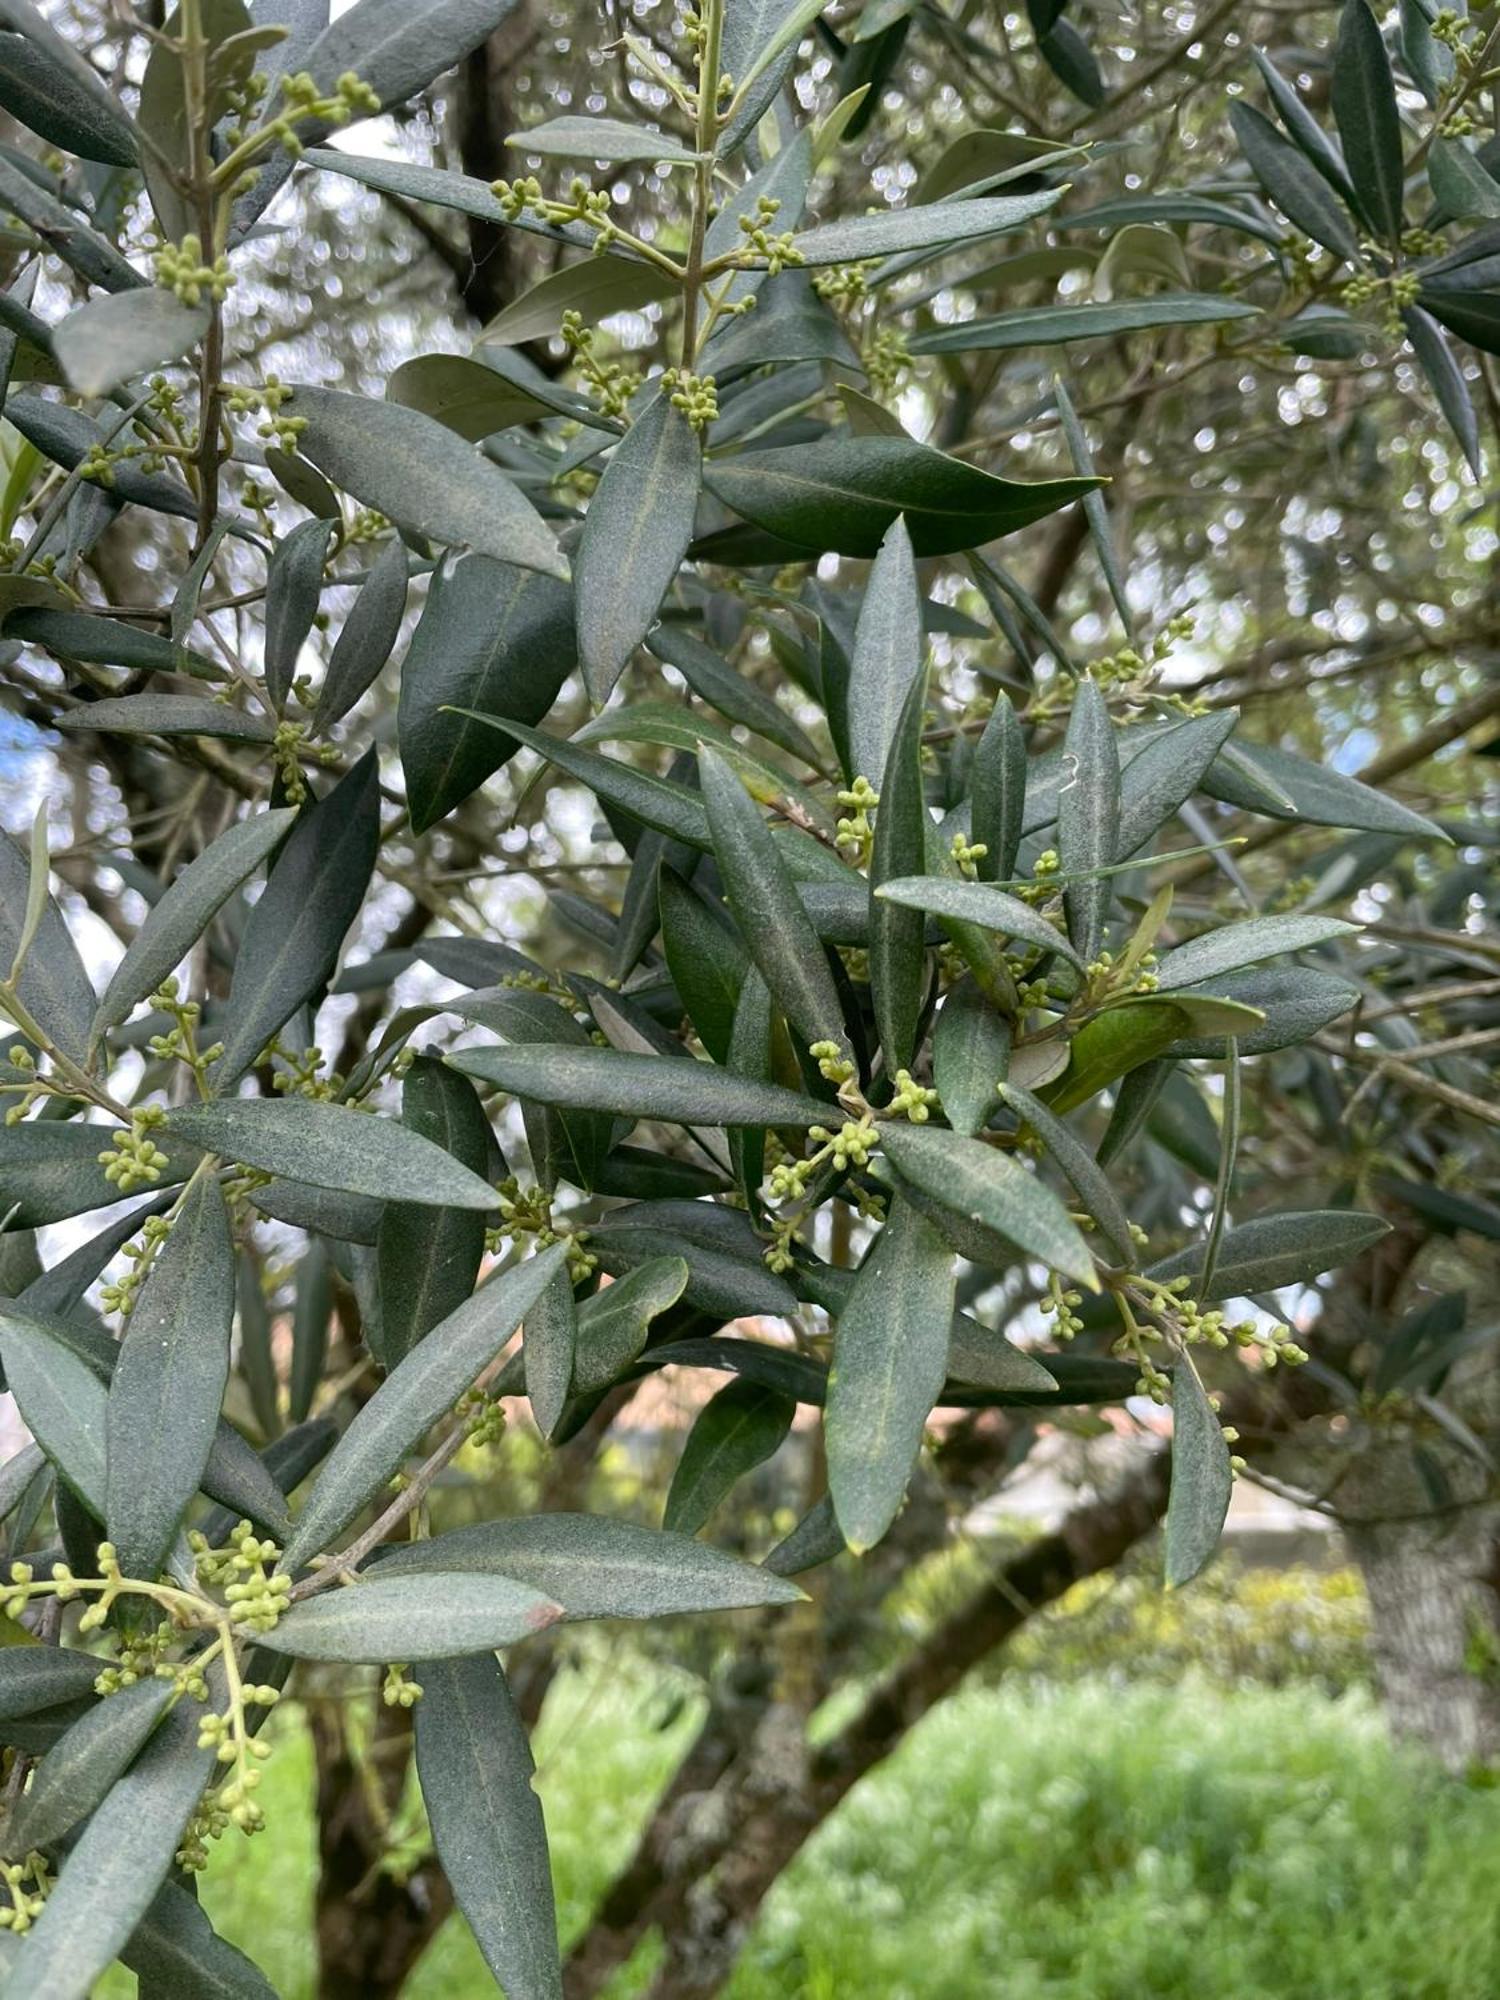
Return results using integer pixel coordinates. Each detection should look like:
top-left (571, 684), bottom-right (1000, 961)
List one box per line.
top-left (0, 0), bottom-right (1495, 1995)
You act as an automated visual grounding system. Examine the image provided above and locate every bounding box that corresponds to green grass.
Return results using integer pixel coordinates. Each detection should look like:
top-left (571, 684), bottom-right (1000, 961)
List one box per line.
top-left (168, 1668), bottom-right (1500, 2000)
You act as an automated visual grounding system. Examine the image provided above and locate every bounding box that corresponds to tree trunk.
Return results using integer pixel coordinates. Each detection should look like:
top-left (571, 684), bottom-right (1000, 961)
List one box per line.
top-left (1346, 1505), bottom-right (1500, 1769)
top-left (310, 1699), bottom-right (453, 2000)
top-left (1272, 1227), bottom-right (1500, 1772)
top-left (454, 6), bottom-right (543, 326)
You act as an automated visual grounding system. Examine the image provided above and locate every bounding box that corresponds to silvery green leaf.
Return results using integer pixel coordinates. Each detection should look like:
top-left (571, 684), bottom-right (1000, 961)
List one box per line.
top-left (415, 1653), bottom-right (562, 2000)
top-left (1147, 1208), bottom-right (1390, 1301)
top-left (53, 289), bottom-right (208, 398)
top-left (881, 1121), bottom-right (1097, 1287)
top-left (378, 1511), bottom-right (803, 1616)
top-left (259, 1571), bottom-right (562, 1661)
top-left (1154, 914), bottom-right (1358, 992)
top-left (106, 1170), bottom-right (235, 1578)
top-left (279, 1245), bottom-right (568, 1569)
top-left (93, 810), bottom-right (295, 1042)
top-left (1164, 1356), bottom-right (1233, 1588)
top-left (664, 1378), bottom-right (794, 1535)
top-left (826, 1194), bottom-right (954, 1552)
top-left (164, 1097), bottom-right (499, 1209)
top-left (290, 385), bottom-right (566, 580)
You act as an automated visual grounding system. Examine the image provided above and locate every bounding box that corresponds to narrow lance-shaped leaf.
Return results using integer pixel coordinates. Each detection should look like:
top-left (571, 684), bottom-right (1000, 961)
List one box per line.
top-left (1153, 913), bottom-right (1358, 991)
top-left (0, 1120), bottom-right (181, 1231)
top-left (121, 1879), bottom-right (278, 2000)
top-left (8, 607), bottom-right (221, 682)
top-left (1428, 135), bottom-right (1500, 221)
top-left (298, 0), bottom-right (518, 114)
top-left (699, 746), bottom-right (850, 1059)
top-left (524, 1261), bottom-right (577, 1443)
top-left (787, 187), bottom-right (1061, 264)
top-left (1164, 1355), bottom-right (1233, 1588)
top-left (279, 1244), bottom-right (568, 1570)
top-left (727, 966), bottom-right (773, 1209)
top-left (449, 1041), bottom-right (831, 1131)
top-left (52, 289), bottom-right (209, 399)
top-left (263, 516), bottom-right (335, 714)
top-left (238, 1251), bottom-right (279, 1442)
top-left (54, 695), bottom-right (274, 744)
top-left (289, 1235), bottom-right (333, 1427)
top-left (315, 536), bottom-right (409, 728)
top-left (1402, 304), bottom-right (1482, 480)
top-left (212, 748), bottom-right (381, 1085)
top-left (576, 392), bottom-right (701, 704)
top-left (971, 691), bottom-right (1026, 881)
top-left (415, 1653), bottom-right (563, 2000)
top-left (387, 353), bottom-right (554, 439)
top-left (874, 876), bottom-right (1084, 970)
top-left (0, 151), bottom-right (144, 294)
top-left (826, 1194), bottom-right (955, 1553)
top-left (646, 625), bottom-right (826, 772)
top-left (911, 295), bottom-right (1258, 355)
top-left (1204, 734), bottom-right (1443, 840)
top-left (1046, 1001), bottom-right (1195, 1116)
top-left (1058, 677), bottom-right (1118, 965)
top-left (377, 1510), bottom-right (803, 1615)
top-left (571, 1255), bottom-right (689, 1395)
top-left (847, 515), bottom-right (923, 789)
top-left (1198, 1038), bottom-right (1241, 1303)
top-left (0, 1643), bottom-right (101, 1722)
top-left (452, 714), bottom-right (711, 851)
top-left (289, 385), bottom-right (566, 580)
top-left (12, 805), bottom-right (50, 996)
top-left (0, 1309), bottom-right (109, 1512)
top-left (1054, 377), bottom-right (1131, 629)
top-left (586, 1200), bottom-right (795, 1321)
top-left (1251, 47), bottom-right (1361, 210)
top-left (376, 1057), bottom-right (491, 1367)
top-left (92, 809), bottom-right (296, 1043)
top-left (881, 1120), bottom-right (1098, 1287)
top-left (6, 1676), bottom-right (174, 1854)
top-left (480, 258), bottom-right (677, 346)
top-left (870, 662), bottom-right (930, 1076)
top-left (999, 1081), bottom-right (1134, 1266)
top-left (106, 1169), bottom-right (235, 1579)
top-left (659, 867), bottom-right (748, 1066)
top-left (258, 1571), bottom-right (562, 1662)
top-left (1229, 101), bottom-right (1362, 262)
top-left (1331, 0), bottom-right (1405, 242)
top-left (507, 112), bottom-right (696, 164)
top-left (5, 391), bottom-right (195, 522)
top-left (664, 1378), bottom-right (795, 1535)
top-left (1146, 1208), bottom-right (1390, 1302)
top-left (1113, 711), bottom-right (1238, 860)
top-left (702, 436), bottom-right (1099, 559)
top-left (0, 0), bottom-right (139, 166)
top-left (399, 557), bottom-right (577, 834)
top-left (164, 1097), bottom-right (501, 1210)
top-left (10, 1696), bottom-right (217, 2000)
top-left (0, 826), bottom-right (96, 1066)
top-left (1168, 965), bottom-right (1358, 1059)
top-left (932, 978), bottom-right (1011, 1138)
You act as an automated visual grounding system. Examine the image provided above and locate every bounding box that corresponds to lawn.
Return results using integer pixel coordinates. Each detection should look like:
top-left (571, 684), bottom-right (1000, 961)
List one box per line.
top-left (155, 1667), bottom-right (1500, 2000)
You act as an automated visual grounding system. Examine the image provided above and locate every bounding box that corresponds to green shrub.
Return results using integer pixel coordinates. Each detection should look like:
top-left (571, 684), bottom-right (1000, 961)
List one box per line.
top-left (734, 1679), bottom-right (1500, 2000)
top-left (110, 1667), bottom-right (1500, 2000)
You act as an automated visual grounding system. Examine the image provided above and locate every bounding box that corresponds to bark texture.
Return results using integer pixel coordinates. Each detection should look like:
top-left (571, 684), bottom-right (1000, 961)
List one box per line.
top-left (1345, 1494), bottom-right (1500, 1769)
top-left (310, 1700), bottom-right (454, 2000)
